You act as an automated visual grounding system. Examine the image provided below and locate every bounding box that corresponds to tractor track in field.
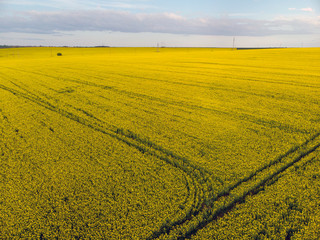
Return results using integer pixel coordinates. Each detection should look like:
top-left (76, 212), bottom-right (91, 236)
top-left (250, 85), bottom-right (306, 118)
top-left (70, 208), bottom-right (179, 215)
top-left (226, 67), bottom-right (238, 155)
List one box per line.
top-left (51, 72), bottom-right (306, 134)
top-left (1, 66), bottom-right (312, 136)
top-left (144, 131), bottom-right (320, 239)
top-left (179, 132), bottom-right (320, 239)
top-left (1, 70), bottom-right (320, 239)
top-left (1, 66), bottom-right (307, 135)
top-left (0, 82), bottom-right (217, 239)
top-left (3, 79), bottom-right (320, 239)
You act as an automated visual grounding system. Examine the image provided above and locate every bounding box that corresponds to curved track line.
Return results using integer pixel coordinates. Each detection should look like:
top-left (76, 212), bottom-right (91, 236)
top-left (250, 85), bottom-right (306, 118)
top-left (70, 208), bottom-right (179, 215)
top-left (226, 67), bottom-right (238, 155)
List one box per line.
top-left (184, 140), bottom-right (320, 239)
top-left (0, 83), bottom-right (215, 239)
top-left (2, 73), bottom-right (318, 239)
top-left (0, 67), bottom-right (308, 134)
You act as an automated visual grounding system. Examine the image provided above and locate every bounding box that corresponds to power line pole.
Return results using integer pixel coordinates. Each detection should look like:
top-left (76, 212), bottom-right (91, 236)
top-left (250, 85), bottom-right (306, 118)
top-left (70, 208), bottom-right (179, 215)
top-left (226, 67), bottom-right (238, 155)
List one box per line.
top-left (232, 37), bottom-right (236, 50)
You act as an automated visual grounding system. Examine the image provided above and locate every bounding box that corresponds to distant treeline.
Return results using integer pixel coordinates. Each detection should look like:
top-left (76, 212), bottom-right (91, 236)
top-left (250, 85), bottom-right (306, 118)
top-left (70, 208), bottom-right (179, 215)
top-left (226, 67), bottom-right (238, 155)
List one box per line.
top-left (237, 47), bottom-right (288, 50)
top-left (0, 45), bottom-right (28, 49)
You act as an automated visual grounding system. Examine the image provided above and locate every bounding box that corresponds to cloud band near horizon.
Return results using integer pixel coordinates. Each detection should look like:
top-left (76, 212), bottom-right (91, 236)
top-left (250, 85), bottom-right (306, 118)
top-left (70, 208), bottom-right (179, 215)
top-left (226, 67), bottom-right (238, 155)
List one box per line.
top-left (1, 10), bottom-right (320, 36)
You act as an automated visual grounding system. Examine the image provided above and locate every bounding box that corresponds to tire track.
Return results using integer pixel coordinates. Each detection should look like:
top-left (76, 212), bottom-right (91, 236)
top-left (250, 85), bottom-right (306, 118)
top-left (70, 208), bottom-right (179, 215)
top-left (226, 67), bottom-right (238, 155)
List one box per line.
top-left (52, 76), bottom-right (310, 134)
top-left (179, 133), bottom-right (320, 239)
top-left (0, 83), bottom-right (217, 239)
top-left (1, 69), bottom-right (317, 239)
top-left (0, 67), bottom-right (308, 134)
top-left (0, 82), bottom-right (201, 231)
top-left (145, 132), bottom-right (320, 239)
top-left (185, 142), bottom-right (320, 239)
top-left (0, 79), bottom-right (223, 239)
top-left (0, 69), bottom-right (222, 184)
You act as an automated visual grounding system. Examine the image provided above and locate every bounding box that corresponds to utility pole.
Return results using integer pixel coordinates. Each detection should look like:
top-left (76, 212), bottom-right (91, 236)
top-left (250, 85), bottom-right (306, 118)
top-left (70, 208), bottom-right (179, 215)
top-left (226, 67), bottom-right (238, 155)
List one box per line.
top-left (232, 37), bottom-right (236, 50)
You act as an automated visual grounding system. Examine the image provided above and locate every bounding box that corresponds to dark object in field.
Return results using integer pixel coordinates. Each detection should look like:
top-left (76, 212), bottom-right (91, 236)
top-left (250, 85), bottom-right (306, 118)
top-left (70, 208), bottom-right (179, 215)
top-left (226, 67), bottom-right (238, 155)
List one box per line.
top-left (57, 53), bottom-right (62, 56)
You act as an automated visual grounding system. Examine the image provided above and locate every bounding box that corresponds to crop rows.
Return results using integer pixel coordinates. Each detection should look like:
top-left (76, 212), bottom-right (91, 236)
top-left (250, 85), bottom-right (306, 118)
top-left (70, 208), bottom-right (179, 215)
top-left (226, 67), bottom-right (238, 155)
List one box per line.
top-left (0, 81), bottom-right (216, 238)
top-left (1, 74), bottom-right (320, 239)
top-left (1, 47), bottom-right (319, 239)
top-left (185, 132), bottom-right (320, 239)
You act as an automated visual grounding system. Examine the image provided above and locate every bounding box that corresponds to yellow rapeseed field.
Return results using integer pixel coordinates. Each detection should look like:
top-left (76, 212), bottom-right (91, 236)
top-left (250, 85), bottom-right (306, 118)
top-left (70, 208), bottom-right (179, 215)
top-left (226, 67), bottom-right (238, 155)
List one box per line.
top-left (0, 47), bottom-right (320, 239)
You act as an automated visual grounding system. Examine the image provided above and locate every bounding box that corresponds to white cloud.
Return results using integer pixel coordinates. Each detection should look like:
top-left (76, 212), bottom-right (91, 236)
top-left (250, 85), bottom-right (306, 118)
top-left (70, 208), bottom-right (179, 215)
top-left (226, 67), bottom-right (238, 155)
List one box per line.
top-left (0, 9), bottom-right (319, 36)
top-left (0, 0), bottom-right (156, 10)
top-left (288, 7), bottom-right (313, 12)
top-left (301, 8), bottom-right (313, 12)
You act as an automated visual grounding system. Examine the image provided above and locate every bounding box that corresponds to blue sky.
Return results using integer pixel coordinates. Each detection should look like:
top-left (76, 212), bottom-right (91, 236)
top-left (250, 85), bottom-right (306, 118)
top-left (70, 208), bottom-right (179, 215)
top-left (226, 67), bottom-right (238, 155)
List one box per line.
top-left (0, 0), bottom-right (319, 47)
